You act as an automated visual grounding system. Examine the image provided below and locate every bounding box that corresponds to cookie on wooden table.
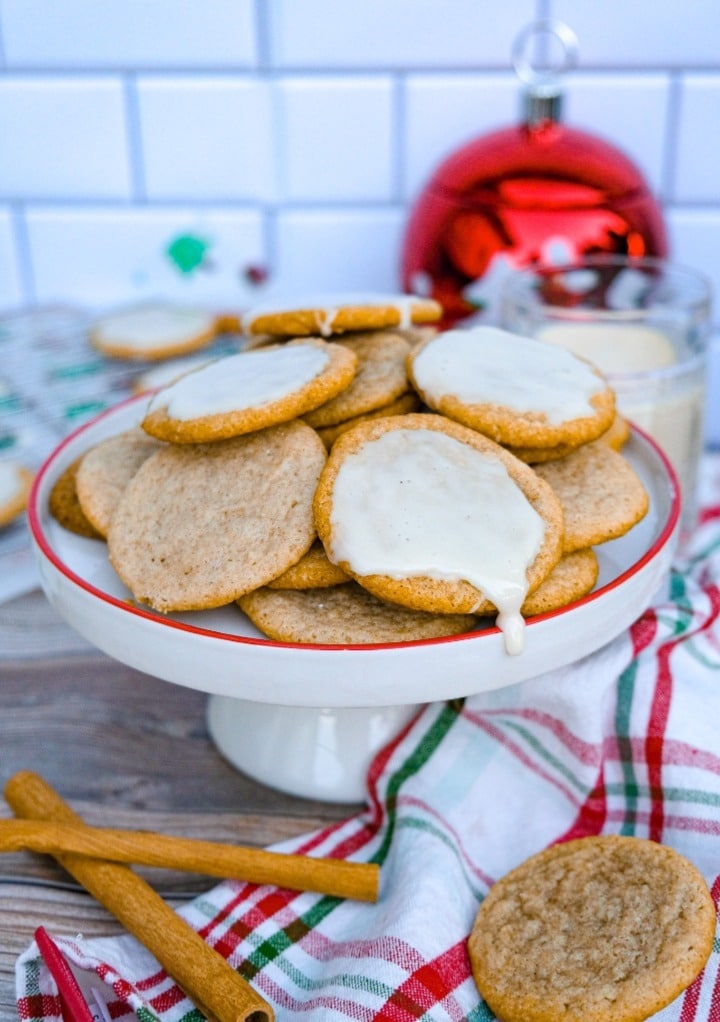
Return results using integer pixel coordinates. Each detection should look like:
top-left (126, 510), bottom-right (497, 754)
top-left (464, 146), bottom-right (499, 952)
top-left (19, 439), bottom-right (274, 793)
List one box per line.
top-left (108, 420), bottom-right (326, 613)
top-left (267, 540), bottom-right (351, 590)
top-left (241, 292), bottom-right (442, 338)
top-left (534, 440), bottom-right (649, 552)
top-left (141, 338), bottom-right (357, 444)
top-left (238, 582), bottom-right (476, 645)
top-left (303, 330), bottom-right (412, 428)
top-left (89, 304), bottom-right (219, 361)
top-left (75, 427), bottom-right (164, 537)
top-left (0, 460), bottom-right (33, 529)
top-left (407, 326), bottom-right (615, 449)
top-left (48, 457), bottom-right (104, 539)
top-left (313, 413), bottom-right (564, 655)
top-left (468, 835), bottom-right (715, 1022)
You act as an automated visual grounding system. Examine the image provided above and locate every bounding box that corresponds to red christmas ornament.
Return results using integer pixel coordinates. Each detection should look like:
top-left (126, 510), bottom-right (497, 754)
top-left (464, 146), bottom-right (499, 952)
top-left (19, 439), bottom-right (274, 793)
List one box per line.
top-left (400, 22), bottom-right (668, 327)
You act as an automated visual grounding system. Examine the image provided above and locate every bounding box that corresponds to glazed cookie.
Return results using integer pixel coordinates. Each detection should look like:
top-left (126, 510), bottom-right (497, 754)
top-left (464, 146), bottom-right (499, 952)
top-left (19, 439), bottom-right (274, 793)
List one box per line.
top-left (315, 391), bottom-right (423, 449)
top-left (506, 414), bottom-right (631, 465)
top-left (108, 419), bottom-right (326, 613)
top-left (313, 413), bottom-right (564, 655)
top-left (534, 441), bottom-right (649, 552)
top-left (468, 835), bottom-right (715, 1022)
top-left (601, 413), bottom-right (631, 451)
top-left (238, 582), bottom-right (476, 645)
top-left (267, 540), bottom-right (351, 589)
top-left (303, 330), bottom-right (412, 428)
top-left (0, 460), bottom-right (33, 529)
top-left (141, 338), bottom-right (357, 444)
top-left (75, 427), bottom-right (164, 537)
top-left (241, 292), bottom-right (442, 338)
top-left (407, 326), bottom-right (615, 449)
top-left (89, 304), bottom-right (219, 361)
top-left (48, 457), bottom-right (103, 539)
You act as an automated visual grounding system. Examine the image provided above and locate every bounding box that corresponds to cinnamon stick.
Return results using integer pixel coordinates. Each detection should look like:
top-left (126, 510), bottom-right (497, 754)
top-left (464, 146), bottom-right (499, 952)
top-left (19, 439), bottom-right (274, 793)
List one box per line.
top-left (4, 770), bottom-right (274, 1022)
top-left (0, 817), bottom-right (379, 902)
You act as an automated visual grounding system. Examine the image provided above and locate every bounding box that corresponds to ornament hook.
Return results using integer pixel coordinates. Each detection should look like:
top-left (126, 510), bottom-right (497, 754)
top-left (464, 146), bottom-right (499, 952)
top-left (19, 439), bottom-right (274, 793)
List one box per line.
top-left (512, 20), bottom-right (579, 126)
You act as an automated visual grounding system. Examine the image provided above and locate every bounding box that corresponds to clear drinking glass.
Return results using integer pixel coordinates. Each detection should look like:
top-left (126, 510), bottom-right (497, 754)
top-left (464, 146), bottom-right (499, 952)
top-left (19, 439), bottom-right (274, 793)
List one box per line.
top-left (500, 255), bottom-right (712, 537)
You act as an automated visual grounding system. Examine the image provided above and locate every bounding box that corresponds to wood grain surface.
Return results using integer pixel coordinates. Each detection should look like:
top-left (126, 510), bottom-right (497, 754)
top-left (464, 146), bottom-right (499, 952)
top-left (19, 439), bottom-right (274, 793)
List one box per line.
top-left (0, 590), bottom-right (357, 1022)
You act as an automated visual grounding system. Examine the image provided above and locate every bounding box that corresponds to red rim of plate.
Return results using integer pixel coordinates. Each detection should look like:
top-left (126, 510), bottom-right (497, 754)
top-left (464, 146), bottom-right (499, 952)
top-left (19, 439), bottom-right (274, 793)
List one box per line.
top-left (27, 395), bottom-right (681, 654)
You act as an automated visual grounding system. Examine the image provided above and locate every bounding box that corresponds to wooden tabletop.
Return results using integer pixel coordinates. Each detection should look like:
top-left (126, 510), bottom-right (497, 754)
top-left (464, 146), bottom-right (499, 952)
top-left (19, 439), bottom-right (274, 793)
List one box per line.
top-left (0, 588), bottom-right (357, 1022)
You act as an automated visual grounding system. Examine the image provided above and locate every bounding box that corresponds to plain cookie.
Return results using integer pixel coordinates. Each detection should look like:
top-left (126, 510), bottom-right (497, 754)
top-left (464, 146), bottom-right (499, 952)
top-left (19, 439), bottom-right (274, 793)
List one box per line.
top-left (239, 582), bottom-right (476, 644)
top-left (108, 420), bottom-right (327, 612)
top-left (468, 835), bottom-right (716, 1022)
top-left (75, 427), bottom-right (164, 537)
top-left (534, 441), bottom-right (649, 552)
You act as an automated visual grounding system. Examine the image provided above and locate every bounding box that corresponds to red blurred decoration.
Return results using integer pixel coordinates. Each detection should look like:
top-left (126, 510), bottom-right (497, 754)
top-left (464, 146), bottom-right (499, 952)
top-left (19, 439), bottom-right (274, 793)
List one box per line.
top-left (400, 23), bottom-right (668, 328)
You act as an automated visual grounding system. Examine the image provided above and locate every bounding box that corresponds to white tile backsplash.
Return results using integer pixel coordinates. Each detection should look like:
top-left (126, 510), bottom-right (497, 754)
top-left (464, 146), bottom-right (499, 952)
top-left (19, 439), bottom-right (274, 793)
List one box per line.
top-left (0, 208), bottom-right (23, 310)
top-left (674, 75), bottom-right (720, 203)
top-left (551, 0), bottom-right (720, 67)
top-left (0, 0), bottom-right (257, 68)
top-left (274, 209), bottom-right (405, 293)
top-left (404, 74), bottom-right (519, 200)
top-left (0, 0), bottom-right (719, 443)
top-left (0, 77), bottom-right (131, 199)
top-left (268, 0), bottom-right (536, 68)
top-left (278, 77), bottom-right (395, 201)
top-left (562, 73), bottom-right (669, 196)
top-left (26, 208), bottom-right (266, 310)
top-left (138, 77), bottom-right (277, 201)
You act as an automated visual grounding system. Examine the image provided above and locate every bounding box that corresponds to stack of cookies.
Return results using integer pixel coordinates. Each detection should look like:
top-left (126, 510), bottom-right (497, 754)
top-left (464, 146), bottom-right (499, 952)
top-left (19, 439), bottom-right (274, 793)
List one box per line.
top-left (51, 294), bottom-right (650, 654)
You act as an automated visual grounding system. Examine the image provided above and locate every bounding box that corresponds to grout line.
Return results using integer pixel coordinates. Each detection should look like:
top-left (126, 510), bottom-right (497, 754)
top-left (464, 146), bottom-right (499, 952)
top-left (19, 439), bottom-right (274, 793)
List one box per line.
top-left (391, 73), bottom-right (406, 203)
top-left (9, 204), bottom-right (37, 306)
top-left (123, 73), bottom-right (147, 202)
top-left (661, 70), bottom-right (683, 205)
top-left (254, 0), bottom-right (272, 71)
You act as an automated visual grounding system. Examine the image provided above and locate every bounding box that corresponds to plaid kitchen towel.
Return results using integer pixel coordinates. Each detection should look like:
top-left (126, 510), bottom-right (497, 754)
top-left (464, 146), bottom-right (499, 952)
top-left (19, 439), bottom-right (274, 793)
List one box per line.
top-left (16, 455), bottom-right (720, 1022)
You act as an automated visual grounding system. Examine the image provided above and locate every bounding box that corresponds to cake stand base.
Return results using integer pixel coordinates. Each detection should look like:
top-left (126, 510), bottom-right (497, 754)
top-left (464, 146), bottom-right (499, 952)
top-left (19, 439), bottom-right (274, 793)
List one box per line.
top-left (206, 695), bottom-right (422, 803)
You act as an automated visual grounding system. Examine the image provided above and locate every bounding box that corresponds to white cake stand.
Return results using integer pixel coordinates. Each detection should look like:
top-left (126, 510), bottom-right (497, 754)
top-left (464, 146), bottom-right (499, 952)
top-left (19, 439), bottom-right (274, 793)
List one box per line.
top-left (28, 396), bottom-right (680, 803)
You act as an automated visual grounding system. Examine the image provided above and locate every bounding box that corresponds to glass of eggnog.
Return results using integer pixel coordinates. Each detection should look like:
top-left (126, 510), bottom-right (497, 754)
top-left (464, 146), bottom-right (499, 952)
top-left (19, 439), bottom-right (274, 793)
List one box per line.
top-left (500, 255), bottom-right (712, 538)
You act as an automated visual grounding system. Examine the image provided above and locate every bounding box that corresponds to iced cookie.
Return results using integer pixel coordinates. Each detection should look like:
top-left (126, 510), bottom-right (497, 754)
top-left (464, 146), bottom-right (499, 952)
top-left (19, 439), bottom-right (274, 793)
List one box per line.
top-left (75, 427), bottom-right (164, 537)
top-left (241, 292), bottom-right (442, 338)
top-left (534, 441), bottom-right (649, 552)
top-left (108, 420), bottom-right (326, 613)
top-left (267, 540), bottom-right (351, 590)
top-left (407, 326), bottom-right (615, 449)
top-left (142, 339), bottom-right (357, 444)
top-left (313, 413), bottom-right (564, 655)
top-left (303, 330), bottom-right (412, 428)
top-left (48, 457), bottom-right (104, 539)
top-left (0, 460), bottom-right (33, 528)
top-left (315, 392), bottom-right (423, 449)
top-left (507, 414), bottom-right (631, 465)
top-left (238, 582), bottom-right (476, 645)
top-left (468, 835), bottom-right (715, 1022)
top-left (89, 304), bottom-right (219, 361)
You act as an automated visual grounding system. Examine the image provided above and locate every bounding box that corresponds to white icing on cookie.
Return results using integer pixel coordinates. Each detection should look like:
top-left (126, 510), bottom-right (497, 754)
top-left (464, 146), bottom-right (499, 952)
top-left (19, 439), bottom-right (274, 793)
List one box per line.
top-left (94, 307), bottom-right (215, 353)
top-left (147, 343), bottom-right (330, 420)
top-left (411, 326), bottom-right (605, 425)
top-left (326, 428), bottom-right (545, 654)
